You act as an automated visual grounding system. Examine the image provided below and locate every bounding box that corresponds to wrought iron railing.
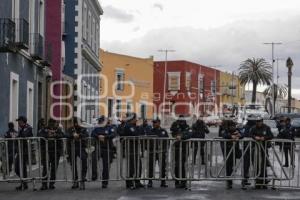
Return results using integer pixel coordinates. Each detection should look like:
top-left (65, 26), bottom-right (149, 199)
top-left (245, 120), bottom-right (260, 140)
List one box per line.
top-left (0, 18), bottom-right (15, 52)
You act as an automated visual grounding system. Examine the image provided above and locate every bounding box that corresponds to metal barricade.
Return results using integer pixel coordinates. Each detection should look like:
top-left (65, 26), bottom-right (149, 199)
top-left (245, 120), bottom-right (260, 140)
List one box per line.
top-left (1, 136), bottom-right (300, 191)
top-left (120, 137), bottom-right (174, 183)
top-left (259, 139), bottom-right (296, 189)
top-left (0, 137), bottom-right (47, 188)
top-left (46, 137), bottom-right (123, 186)
top-left (169, 138), bottom-right (261, 182)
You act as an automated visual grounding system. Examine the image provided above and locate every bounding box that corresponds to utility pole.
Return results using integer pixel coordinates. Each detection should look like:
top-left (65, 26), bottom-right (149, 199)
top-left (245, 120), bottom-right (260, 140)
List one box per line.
top-left (264, 42), bottom-right (282, 116)
top-left (211, 65), bottom-right (222, 116)
top-left (275, 58), bottom-right (285, 86)
top-left (231, 72), bottom-right (234, 107)
top-left (274, 58), bottom-right (285, 113)
top-left (158, 49), bottom-right (175, 125)
top-left (286, 57), bottom-right (294, 113)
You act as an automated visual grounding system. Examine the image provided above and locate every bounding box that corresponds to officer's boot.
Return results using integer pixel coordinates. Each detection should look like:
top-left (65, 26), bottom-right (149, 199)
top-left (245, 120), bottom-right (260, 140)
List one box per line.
top-left (147, 180), bottom-right (153, 188)
top-left (226, 180), bottom-right (232, 189)
top-left (40, 182), bottom-right (48, 190)
top-left (160, 180), bottom-right (168, 188)
top-left (79, 180), bottom-right (85, 190)
top-left (71, 181), bottom-right (79, 189)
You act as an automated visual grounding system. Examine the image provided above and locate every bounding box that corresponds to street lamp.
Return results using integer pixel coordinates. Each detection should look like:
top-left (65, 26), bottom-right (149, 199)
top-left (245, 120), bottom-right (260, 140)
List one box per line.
top-left (286, 57), bottom-right (293, 113)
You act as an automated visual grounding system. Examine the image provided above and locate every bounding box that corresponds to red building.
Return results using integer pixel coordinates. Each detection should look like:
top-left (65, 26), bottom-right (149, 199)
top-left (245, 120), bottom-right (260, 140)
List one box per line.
top-left (153, 60), bottom-right (220, 117)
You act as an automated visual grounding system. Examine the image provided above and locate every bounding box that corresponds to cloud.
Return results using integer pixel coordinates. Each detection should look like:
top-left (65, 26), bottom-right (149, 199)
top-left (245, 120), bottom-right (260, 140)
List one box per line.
top-left (153, 3), bottom-right (163, 11)
top-left (132, 26), bottom-right (140, 32)
top-left (103, 5), bottom-right (134, 23)
top-left (101, 15), bottom-right (300, 98)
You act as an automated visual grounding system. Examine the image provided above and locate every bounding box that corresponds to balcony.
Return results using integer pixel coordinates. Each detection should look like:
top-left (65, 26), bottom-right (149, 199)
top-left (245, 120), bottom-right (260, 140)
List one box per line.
top-left (0, 18), bottom-right (15, 52)
top-left (40, 43), bottom-right (52, 67)
top-left (30, 33), bottom-right (44, 60)
top-left (14, 18), bottom-right (29, 49)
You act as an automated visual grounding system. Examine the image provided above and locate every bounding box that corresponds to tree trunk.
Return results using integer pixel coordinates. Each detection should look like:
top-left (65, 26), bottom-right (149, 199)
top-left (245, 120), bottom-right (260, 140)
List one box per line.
top-left (274, 85), bottom-right (277, 108)
top-left (251, 82), bottom-right (257, 104)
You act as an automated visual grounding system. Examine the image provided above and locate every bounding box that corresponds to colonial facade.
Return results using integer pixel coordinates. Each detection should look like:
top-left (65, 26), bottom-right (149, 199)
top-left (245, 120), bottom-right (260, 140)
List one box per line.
top-left (63, 0), bottom-right (103, 124)
top-left (219, 71), bottom-right (245, 114)
top-left (153, 61), bottom-right (220, 117)
top-left (99, 50), bottom-right (154, 120)
top-left (0, 0), bottom-right (51, 134)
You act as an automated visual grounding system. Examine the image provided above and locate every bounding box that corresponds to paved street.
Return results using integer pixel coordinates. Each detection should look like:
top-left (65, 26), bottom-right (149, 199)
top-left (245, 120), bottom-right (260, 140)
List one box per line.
top-left (2, 179), bottom-right (300, 200)
top-left (1, 127), bottom-right (300, 199)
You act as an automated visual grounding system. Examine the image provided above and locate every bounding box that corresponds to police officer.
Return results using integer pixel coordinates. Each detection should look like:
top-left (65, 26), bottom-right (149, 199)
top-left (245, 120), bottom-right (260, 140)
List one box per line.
top-left (91, 116), bottom-right (116, 188)
top-left (146, 118), bottom-right (169, 188)
top-left (4, 122), bottom-right (18, 173)
top-left (38, 118), bottom-right (64, 190)
top-left (170, 115), bottom-right (192, 189)
top-left (139, 119), bottom-right (152, 136)
top-left (221, 119), bottom-right (241, 189)
top-left (120, 113), bottom-right (144, 189)
top-left (191, 117), bottom-right (209, 165)
top-left (277, 117), bottom-right (295, 167)
top-left (15, 116), bottom-right (33, 191)
top-left (250, 117), bottom-right (273, 189)
top-left (240, 114), bottom-right (257, 189)
top-left (66, 117), bottom-right (89, 190)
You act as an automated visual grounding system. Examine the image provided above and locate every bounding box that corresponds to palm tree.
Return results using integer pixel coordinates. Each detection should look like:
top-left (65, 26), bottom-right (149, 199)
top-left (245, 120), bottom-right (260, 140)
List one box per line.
top-left (239, 58), bottom-right (272, 103)
top-left (263, 84), bottom-right (288, 113)
top-left (263, 83), bottom-right (288, 103)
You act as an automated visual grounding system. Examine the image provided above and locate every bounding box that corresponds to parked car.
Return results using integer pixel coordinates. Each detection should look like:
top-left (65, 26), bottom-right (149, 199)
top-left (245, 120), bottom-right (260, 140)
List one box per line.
top-left (274, 113), bottom-right (300, 120)
top-left (204, 115), bottom-right (222, 127)
top-left (291, 118), bottom-right (300, 138)
top-left (264, 119), bottom-right (279, 137)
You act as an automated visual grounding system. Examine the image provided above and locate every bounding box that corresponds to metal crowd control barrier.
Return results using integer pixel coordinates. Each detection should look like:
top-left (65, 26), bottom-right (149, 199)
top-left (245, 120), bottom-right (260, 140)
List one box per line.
top-left (0, 137), bottom-right (47, 189)
top-left (259, 139), bottom-right (297, 189)
top-left (43, 137), bottom-right (123, 185)
top-left (1, 137), bottom-right (300, 190)
top-left (169, 138), bottom-right (261, 182)
top-left (119, 137), bottom-right (174, 182)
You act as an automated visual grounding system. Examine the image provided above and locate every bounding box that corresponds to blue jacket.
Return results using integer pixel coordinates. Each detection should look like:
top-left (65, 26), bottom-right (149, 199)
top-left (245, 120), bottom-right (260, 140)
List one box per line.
top-left (91, 125), bottom-right (116, 148)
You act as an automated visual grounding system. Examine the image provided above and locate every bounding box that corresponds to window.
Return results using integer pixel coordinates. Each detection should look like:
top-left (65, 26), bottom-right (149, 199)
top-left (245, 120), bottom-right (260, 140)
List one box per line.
top-left (198, 74), bottom-right (204, 94)
top-left (127, 101), bottom-right (133, 113)
top-left (87, 11), bottom-right (91, 43)
top-left (211, 80), bottom-right (216, 96)
top-left (185, 72), bottom-right (191, 90)
top-left (91, 18), bottom-right (95, 48)
top-left (115, 70), bottom-right (125, 91)
top-left (82, 84), bottom-right (88, 121)
top-left (12, 0), bottom-right (20, 19)
top-left (140, 104), bottom-right (146, 119)
top-left (168, 72), bottom-right (180, 91)
top-left (82, 2), bottom-right (87, 39)
top-left (10, 72), bottom-right (19, 127)
top-left (87, 109), bottom-right (91, 124)
top-left (116, 99), bottom-right (121, 118)
top-left (96, 24), bottom-right (99, 54)
top-left (92, 18), bottom-right (96, 51)
top-left (27, 81), bottom-right (34, 125)
top-left (37, 82), bottom-right (43, 120)
top-left (62, 3), bottom-right (65, 34)
top-left (107, 99), bottom-right (114, 118)
top-left (29, 0), bottom-right (35, 33)
top-left (99, 77), bottom-right (103, 92)
top-left (82, 59), bottom-right (85, 74)
top-left (38, 0), bottom-right (45, 36)
top-left (89, 14), bottom-right (92, 46)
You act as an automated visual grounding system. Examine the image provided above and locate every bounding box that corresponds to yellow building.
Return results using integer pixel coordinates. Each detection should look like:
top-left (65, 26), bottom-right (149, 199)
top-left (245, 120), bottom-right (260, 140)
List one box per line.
top-left (219, 71), bottom-right (245, 112)
top-left (99, 49), bottom-right (154, 120)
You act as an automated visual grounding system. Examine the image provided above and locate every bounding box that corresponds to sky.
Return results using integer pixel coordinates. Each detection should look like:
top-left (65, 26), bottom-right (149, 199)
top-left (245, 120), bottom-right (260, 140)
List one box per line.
top-left (99, 0), bottom-right (300, 98)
